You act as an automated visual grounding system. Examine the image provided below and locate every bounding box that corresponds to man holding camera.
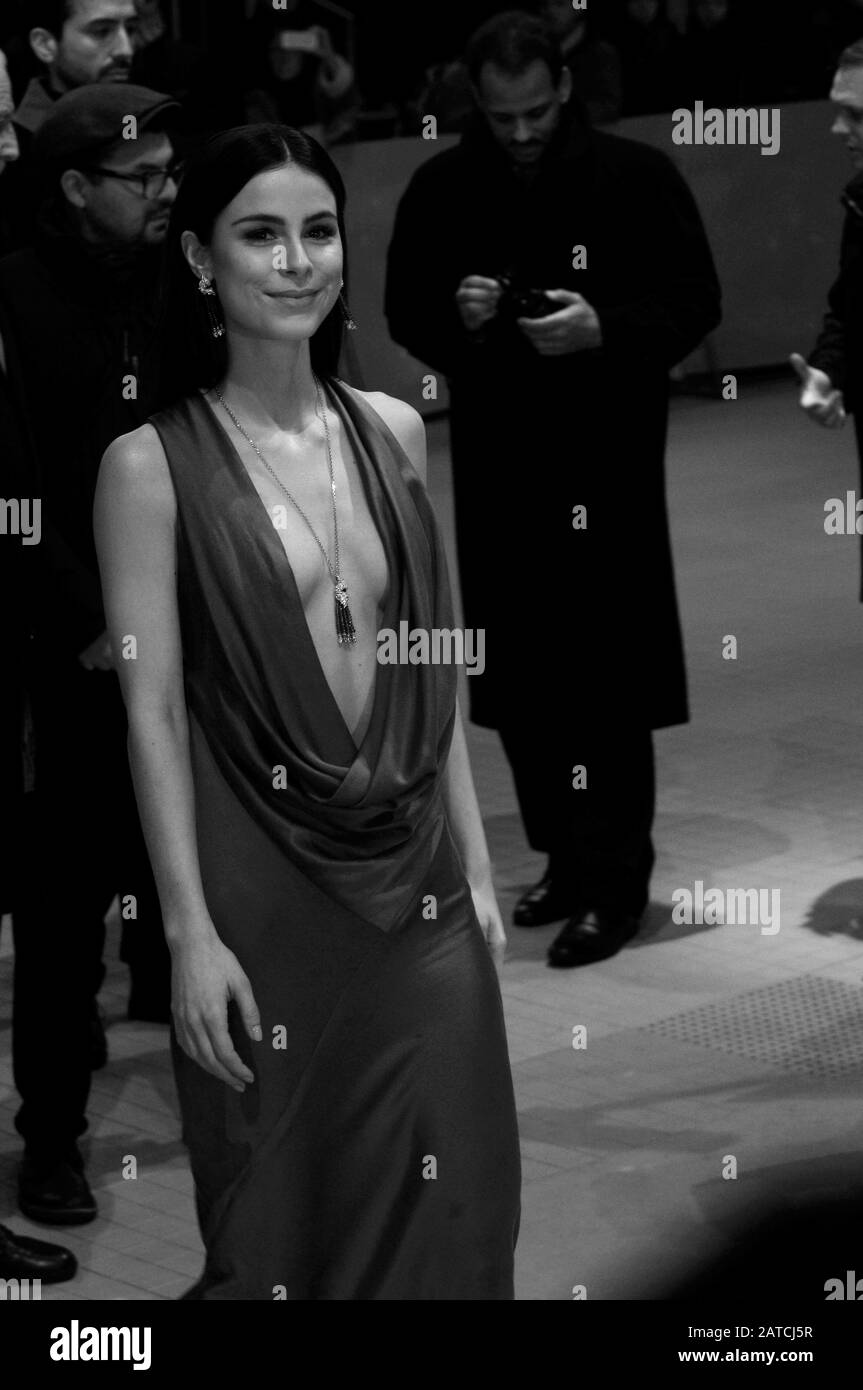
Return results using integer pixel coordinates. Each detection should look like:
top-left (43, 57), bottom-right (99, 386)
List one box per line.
top-left (385, 10), bottom-right (720, 968)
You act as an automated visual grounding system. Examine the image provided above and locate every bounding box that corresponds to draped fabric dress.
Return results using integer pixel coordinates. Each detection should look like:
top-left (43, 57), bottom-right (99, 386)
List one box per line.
top-left (147, 378), bottom-right (521, 1300)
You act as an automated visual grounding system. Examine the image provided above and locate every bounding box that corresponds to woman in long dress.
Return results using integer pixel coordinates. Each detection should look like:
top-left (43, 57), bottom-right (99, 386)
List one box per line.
top-left (93, 124), bottom-right (521, 1299)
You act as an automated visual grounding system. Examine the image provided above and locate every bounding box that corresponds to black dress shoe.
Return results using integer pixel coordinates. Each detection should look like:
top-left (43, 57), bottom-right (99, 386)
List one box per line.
top-left (513, 867), bottom-right (578, 927)
top-left (0, 1223), bottom-right (78, 1283)
top-left (89, 999), bottom-right (108, 1070)
top-left (18, 1151), bottom-right (97, 1226)
top-left (547, 907), bottom-right (640, 968)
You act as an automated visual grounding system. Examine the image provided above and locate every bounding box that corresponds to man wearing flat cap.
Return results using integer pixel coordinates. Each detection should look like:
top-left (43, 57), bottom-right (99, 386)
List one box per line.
top-left (4, 0), bottom-right (142, 254)
top-left (0, 83), bottom-right (181, 1225)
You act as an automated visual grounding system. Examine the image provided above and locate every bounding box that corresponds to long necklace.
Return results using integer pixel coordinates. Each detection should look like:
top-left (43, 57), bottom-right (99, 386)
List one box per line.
top-left (215, 376), bottom-right (357, 646)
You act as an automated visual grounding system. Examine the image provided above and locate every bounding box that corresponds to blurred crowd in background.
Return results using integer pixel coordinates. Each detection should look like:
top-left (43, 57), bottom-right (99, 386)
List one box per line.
top-left (3, 0), bottom-right (863, 156)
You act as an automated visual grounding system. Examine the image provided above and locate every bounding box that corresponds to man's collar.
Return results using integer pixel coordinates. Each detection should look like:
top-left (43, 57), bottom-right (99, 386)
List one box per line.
top-left (13, 75), bottom-right (58, 135)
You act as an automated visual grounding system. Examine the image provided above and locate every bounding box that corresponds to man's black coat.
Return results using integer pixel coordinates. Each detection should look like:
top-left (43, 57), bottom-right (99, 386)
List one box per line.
top-left (385, 108), bottom-right (721, 732)
top-left (0, 202), bottom-right (163, 659)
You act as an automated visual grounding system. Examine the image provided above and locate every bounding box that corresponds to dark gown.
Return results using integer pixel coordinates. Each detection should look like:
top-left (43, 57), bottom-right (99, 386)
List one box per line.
top-left (147, 377), bottom-right (521, 1300)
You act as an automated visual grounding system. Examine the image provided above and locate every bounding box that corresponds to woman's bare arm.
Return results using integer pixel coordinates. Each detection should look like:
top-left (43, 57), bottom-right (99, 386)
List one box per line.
top-left (94, 427), bottom-right (262, 1087)
top-left (93, 426), bottom-right (213, 940)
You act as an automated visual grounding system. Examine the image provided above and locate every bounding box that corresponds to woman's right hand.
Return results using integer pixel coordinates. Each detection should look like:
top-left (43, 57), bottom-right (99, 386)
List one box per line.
top-left (169, 929), bottom-right (263, 1092)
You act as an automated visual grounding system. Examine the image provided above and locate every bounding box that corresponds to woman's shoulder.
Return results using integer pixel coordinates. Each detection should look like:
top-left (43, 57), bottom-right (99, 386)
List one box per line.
top-left (343, 384), bottom-right (427, 483)
top-left (99, 422), bottom-right (176, 516)
top-left (102, 420), bottom-right (169, 473)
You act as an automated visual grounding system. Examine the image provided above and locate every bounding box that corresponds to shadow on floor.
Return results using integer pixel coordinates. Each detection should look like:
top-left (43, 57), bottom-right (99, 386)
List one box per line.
top-left (653, 1152), bottom-right (863, 1299)
top-left (803, 879), bottom-right (863, 941)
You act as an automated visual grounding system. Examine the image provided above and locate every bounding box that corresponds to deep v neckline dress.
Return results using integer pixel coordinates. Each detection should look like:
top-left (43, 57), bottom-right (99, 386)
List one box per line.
top-left (196, 378), bottom-right (386, 753)
top-left (147, 378), bottom-right (521, 1299)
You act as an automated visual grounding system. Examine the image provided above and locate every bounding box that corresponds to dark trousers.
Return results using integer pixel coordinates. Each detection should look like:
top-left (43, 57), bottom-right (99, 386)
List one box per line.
top-left (9, 655), bottom-right (169, 1159)
top-left (497, 720), bottom-right (656, 918)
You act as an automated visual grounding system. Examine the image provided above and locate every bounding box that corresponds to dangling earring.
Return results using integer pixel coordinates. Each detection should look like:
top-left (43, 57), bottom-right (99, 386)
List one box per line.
top-left (198, 273), bottom-right (225, 339)
top-left (339, 291), bottom-right (357, 331)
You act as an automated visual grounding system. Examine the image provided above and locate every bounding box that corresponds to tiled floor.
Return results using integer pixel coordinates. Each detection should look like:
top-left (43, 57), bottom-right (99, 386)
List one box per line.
top-left (3, 376), bottom-right (863, 1299)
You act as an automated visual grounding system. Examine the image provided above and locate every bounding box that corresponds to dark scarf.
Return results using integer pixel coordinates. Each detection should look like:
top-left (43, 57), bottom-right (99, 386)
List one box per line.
top-left (32, 200), bottom-right (165, 304)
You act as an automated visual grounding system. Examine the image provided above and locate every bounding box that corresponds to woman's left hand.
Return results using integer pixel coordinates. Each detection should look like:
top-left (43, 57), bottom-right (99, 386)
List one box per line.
top-left (470, 874), bottom-right (507, 975)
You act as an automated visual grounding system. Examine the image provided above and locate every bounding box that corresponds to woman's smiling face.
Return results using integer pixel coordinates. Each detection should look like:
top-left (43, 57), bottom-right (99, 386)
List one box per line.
top-left (199, 162), bottom-right (343, 343)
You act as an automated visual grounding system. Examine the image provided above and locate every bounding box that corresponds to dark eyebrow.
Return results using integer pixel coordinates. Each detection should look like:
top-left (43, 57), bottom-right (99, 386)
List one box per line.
top-left (101, 159), bottom-right (172, 174)
top-left (231, 210), bottom-right (337, 226)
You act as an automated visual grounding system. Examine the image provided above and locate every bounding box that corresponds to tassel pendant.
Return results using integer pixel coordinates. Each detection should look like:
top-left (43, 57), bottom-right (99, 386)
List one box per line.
top-left (334, 578), bottom-right (357, 645)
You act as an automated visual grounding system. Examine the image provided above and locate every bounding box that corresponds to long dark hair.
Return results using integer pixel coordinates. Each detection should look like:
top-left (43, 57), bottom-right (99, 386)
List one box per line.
top-left (149, 123), bottom-right (348, 414)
